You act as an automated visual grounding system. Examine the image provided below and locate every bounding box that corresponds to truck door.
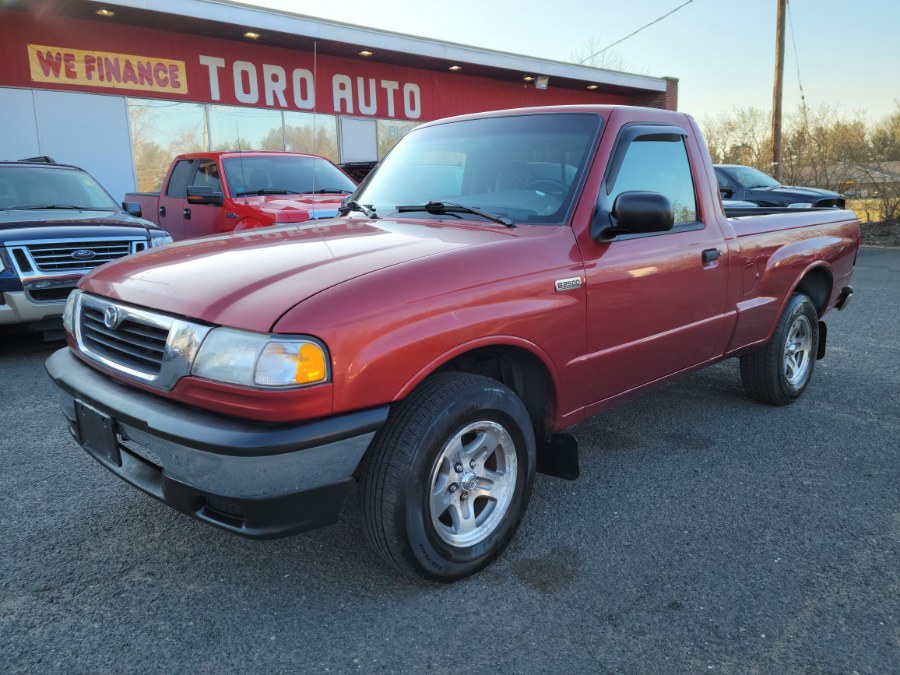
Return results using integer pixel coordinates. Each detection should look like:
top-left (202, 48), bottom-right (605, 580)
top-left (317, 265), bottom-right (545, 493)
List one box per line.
top-left (157, 159), bottom-right (196, 241)
top-left (183, 158), bottom-right (227, 237)
top-left (579, 124), bottom-right (730, 405)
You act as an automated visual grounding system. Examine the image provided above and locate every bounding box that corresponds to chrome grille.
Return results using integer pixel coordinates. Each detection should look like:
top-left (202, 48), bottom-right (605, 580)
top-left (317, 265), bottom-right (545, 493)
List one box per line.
top-left (80, 304), bottom-right (169, 374)
top-left (74, 293), bottom-right (212, 390)
top-left (25, 239), bottom-right (141, 272)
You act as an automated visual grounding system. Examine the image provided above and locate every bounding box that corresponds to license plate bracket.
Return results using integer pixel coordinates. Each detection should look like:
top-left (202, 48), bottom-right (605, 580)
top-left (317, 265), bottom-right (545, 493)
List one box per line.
top-left (75, 400), bottom-right (121, 467)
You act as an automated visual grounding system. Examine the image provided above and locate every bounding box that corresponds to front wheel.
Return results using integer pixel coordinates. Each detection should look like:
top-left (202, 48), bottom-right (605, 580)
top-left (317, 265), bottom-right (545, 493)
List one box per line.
top-left (740, 292), bottom-right (819, 405)
top-left (361, 373), bottom-right (535, 581)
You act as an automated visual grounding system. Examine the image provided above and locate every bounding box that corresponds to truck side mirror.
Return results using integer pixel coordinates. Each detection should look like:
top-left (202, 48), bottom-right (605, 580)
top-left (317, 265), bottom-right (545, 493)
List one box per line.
top-left (594, 191), bottom-right (674, 241)
top-left (122, 201), bottom-right (143, 217)
top-left (187, 185), bottom-right (224, 206)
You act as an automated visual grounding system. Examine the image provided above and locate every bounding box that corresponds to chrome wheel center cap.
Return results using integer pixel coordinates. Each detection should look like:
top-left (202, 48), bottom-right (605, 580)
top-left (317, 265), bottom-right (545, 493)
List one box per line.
top-left (460, 471), bottom-right (478, 492)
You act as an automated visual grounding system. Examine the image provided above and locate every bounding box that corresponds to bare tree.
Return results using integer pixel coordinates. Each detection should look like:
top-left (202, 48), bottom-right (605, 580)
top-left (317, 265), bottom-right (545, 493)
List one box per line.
top-left (782, 105), bottom-right (868, 191)
top-left (700, 107), bottom-right (771, 169)
top-left (870, 102), bottom-right (900, 161)
top-left (569, 37), bottom-right (633, 73)
top-left (700, 103), bottom-right (898, 227)
top-left (861, 103), bottom-right (900, 223)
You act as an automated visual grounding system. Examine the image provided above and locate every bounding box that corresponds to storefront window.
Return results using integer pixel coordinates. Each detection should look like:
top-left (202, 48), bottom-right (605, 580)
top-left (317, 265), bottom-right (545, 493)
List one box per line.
top-left (128, 99), bottom-right (207, 192)
top-left (209, 105), bottom-right (284, 152)
top-left (127, 101), bottom-right (417, 191)
top-left (284, 112), bottom-right (340, 162)
top-left (377, 119), bottom-right (419, 158)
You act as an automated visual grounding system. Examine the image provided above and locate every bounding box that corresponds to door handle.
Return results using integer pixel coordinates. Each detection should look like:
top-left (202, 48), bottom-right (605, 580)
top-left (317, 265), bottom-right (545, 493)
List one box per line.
top-left (183, 208), bottom-right (191, 220)
top-left (702, 248), bottom-right (721, 264)
top-left (159, 205), bottom-right (166, 217)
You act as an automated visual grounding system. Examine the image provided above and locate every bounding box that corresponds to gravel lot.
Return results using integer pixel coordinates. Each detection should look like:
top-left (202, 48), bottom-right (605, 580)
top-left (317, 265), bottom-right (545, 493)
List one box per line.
top-left (1, 247), bottom-right (897, 673)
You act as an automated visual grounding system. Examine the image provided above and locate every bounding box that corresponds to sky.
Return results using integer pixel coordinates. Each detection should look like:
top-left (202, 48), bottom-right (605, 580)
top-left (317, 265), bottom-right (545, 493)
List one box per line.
top-left (244, 0), bottom-right (899, 123)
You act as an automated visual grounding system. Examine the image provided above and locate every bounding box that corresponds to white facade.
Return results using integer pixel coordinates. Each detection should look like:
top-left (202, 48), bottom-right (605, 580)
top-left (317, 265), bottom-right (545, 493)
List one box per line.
top-left (1, 87), bottom-right (137, 203)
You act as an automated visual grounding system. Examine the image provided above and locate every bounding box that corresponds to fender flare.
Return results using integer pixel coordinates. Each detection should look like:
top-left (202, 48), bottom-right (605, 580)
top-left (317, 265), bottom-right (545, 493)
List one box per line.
top-left (395, 334), bottom-right (562, 417)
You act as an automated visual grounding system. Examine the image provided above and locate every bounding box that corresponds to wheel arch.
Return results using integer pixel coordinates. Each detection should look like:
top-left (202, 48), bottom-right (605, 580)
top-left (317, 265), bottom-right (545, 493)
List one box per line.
top-left (397, 338), bottom-right (561, 443)
top-left (792, 264), bottom-right (833, 317)
top-left (232, 216), bottom-right (266, 231)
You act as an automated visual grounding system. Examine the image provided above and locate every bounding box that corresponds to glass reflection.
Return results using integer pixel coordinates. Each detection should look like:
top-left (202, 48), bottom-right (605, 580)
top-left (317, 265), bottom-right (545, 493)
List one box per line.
top-left (209, 105), bottom-right (284, 152)
top-left (128, 99), bottom-right (207, 192)
top-left (284, 112), bottom-right (340, 163)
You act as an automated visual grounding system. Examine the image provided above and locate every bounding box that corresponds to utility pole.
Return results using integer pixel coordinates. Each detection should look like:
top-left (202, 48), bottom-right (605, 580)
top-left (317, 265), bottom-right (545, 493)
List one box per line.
top-left (772, 0), bottom-right (786, 181)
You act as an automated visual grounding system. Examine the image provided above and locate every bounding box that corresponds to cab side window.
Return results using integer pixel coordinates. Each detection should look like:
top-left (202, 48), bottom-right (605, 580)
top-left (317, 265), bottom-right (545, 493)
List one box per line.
top-left (194, 159), bottom-right (222, 192)
top-left (716, 170), bottom-right (730, 190)
top-left (165, 160), bottom-right (195, 198)
top-left (608, 136), bottom-right (698, 225)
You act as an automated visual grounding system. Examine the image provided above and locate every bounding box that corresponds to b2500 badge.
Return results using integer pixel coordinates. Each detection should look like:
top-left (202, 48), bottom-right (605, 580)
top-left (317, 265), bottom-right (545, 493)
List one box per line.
top-left (554, 277), bottom-right (582, 292)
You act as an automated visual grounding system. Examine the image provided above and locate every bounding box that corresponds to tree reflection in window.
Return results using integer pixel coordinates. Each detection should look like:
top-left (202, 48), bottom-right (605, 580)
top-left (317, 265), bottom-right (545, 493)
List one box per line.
top-left (609, 137), bottom-right (698, 225)
top-left (128, 99), bottom-right (207, 192)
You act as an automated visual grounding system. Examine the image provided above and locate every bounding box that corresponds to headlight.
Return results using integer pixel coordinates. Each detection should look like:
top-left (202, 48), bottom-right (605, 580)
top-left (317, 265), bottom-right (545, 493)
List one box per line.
top-left (191, 327), bottom-right (329, 387)
top-left (62, 289), bottom-right (82, 334)
top-left (787, 202), bottom-right (813, 208)
top-left (149, 230), bottom-right (174, 247)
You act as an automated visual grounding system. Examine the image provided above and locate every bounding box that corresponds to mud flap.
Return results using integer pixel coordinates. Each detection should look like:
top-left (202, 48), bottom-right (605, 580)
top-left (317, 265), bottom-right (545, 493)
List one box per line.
top-left (817, 321), bottom-right (827, 360)
top-left (536, 432), bottom-right (580, 480)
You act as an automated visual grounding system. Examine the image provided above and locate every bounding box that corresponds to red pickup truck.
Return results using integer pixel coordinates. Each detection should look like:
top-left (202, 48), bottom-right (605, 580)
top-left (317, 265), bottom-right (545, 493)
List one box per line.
top-left (127, 151), bottom-right (356, 240)
top-left (46, 105), bottom-right (858, 581)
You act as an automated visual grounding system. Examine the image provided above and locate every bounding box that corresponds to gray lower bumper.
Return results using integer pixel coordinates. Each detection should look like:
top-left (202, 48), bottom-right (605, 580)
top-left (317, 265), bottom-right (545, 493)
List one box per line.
top-left (0, 290), bottom-right (66, 325)
top-left (45, 348), bottom-right (388, 538)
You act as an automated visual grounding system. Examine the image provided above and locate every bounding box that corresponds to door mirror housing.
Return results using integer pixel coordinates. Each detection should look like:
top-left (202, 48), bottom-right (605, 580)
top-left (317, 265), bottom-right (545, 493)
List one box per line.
top-left (719, 186), bottom-right (735, 198)
top-left (186, 185), bottom-right (224, 206)
top-left (122, 201), bottom-right (143, 217)
top-left (594, 191), bottom-right (674, 241)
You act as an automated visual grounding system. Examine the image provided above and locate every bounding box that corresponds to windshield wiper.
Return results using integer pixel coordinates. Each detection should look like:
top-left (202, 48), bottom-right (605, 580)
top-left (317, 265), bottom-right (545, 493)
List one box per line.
top-left (313, 187), bottom-right (353, 194)
top-left (395, 202), bottom-right (515, 228)
top-left (337, 200), bottom-right (378, 219)
top-left (3, 204), bottom-right (89, 210)
top-left (234, 188), bottom-right (300, 196)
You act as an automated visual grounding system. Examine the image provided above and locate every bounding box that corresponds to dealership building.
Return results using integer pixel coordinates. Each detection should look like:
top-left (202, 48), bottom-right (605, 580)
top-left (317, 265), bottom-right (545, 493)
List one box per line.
top-left (0, 0), bottom-right (678, 202)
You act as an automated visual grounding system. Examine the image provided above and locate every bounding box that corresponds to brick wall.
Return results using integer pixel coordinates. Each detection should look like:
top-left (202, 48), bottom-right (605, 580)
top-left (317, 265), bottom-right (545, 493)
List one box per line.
top-left (631, 77), bottom-right (679, 111)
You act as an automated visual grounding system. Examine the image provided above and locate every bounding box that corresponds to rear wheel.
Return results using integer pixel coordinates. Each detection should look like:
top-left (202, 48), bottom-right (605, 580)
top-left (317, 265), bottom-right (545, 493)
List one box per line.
top-left (740, 293), bottom-right (819, 405)
top-left (361, 372), bottom-right (535, 581)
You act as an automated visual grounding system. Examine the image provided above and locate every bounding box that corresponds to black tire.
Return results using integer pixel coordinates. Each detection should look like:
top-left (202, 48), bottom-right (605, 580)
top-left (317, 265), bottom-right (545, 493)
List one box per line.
top-left (740, 293), bottom-right (819, 405)
top-left (361, 372), bottom-right (536, 581)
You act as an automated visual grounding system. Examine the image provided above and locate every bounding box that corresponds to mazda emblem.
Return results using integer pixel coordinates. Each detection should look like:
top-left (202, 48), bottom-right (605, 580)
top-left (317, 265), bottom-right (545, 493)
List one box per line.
top-left (72, 249), bottom-right (97, 260)
top-left (103, 305), bottom-right (120, 329)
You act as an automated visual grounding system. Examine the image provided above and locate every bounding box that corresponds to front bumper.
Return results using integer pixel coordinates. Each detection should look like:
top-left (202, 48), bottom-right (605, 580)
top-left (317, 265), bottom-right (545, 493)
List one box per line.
top-left (0, 290), bottom-right (68, 326)
top-left (46, 348), bottom-right (388, 538)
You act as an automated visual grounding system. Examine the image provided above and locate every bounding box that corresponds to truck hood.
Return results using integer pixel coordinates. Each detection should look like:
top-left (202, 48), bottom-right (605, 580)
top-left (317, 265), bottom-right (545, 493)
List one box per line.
top-left (0, 209), bottom-right (160, 242)
top-left (79, 217), bottom-right (521, 331)
top-left (238, 193), bottom-right (348, 222)
top-left (747, 185), bottom-right (844, 204)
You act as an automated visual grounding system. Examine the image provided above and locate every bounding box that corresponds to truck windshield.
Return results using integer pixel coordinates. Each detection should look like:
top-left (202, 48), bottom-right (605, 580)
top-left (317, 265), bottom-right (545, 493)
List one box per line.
top-left (354, 113), bottom-right (602, 225)
top-left (223, 156), bottom-right (356, 197)
top-left (0, 165), bottom-right (119, 211)
top-left (727, 166), bottom-right (782, 189)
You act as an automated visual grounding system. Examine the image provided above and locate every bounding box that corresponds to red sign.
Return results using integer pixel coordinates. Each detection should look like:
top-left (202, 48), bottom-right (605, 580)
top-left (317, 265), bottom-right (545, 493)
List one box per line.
top-left (0, 10), bottom-right (628, 122)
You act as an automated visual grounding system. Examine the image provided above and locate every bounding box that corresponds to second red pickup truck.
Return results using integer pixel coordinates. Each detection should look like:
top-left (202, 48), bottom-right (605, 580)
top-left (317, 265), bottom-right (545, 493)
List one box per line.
top-left (127, 151), bottom-right (357, 240)
top-left (47, 105), bottom-right (858, 581)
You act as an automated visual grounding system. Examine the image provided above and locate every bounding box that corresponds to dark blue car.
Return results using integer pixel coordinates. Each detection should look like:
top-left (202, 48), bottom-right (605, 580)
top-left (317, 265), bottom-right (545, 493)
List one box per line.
top-left (0, 158), bottom-right (172, 333)
top-left (715, 164), bottom-right (845, 209)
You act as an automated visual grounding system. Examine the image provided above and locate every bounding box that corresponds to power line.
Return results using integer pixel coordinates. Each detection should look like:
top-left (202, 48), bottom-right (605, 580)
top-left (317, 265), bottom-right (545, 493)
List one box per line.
top-left (578, 0), bottom-right (695, 64)
top-left (786, 0), bottom-right (807, 109)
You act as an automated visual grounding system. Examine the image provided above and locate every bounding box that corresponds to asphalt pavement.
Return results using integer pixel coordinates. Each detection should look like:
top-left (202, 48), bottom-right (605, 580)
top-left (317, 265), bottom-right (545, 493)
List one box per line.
top-left (1, 247), bottom-right (897, 673)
